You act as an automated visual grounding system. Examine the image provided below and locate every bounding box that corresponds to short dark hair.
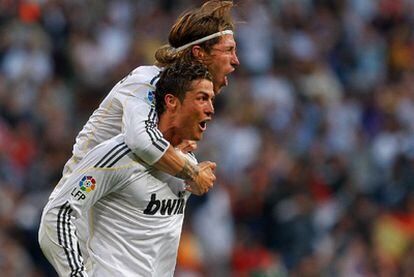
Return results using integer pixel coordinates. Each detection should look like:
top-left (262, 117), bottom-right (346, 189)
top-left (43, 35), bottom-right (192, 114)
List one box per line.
top-left (155, 61), bottom-right (213, 116)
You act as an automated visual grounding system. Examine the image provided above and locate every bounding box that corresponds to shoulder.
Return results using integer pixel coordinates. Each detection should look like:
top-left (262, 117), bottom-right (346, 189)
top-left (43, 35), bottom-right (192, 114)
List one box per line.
top-left (128, 65), bottom-right (162, 87)
top-left (83, 135), bottom-right (132, 169)
top-left (95, 135), bottom-right (152, 170)
top-left (115, 65), bottom-right (162, 101)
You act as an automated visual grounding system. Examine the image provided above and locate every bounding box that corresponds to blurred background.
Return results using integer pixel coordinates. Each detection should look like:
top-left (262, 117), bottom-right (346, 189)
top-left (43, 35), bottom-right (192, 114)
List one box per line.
top-left (1, 0), bottom-right (414, 276)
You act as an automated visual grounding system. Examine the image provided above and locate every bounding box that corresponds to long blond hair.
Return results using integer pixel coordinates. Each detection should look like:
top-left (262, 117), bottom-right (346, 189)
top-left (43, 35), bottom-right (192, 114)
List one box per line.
top-left (155, 1), bottom-right (235, 67)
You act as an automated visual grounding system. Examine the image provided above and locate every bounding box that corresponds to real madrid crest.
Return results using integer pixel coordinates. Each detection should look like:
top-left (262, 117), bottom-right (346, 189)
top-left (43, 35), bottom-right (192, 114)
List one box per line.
top-left (147, 90), bottom-right (155, 107)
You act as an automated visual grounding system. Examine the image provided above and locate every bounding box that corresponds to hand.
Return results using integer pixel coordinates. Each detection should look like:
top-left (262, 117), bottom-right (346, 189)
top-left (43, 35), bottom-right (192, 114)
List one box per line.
top-left (176, 140), bottom-right (197, 153)
top-left (185, 161), bottom-right (216, 195)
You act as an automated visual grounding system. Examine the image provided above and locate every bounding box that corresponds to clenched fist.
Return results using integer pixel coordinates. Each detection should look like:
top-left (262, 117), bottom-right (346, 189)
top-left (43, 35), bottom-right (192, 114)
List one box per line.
top-left (185, 161), bottom-right (216, 195)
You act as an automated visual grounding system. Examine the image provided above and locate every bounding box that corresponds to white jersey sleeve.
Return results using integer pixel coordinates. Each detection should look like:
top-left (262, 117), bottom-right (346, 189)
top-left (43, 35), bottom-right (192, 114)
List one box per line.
top-left (121, 82), bottom-right (170, 164)
top-left (70, 65), bottom-right (169, 172)
top-left (39, 137), bottom-right (135, 276)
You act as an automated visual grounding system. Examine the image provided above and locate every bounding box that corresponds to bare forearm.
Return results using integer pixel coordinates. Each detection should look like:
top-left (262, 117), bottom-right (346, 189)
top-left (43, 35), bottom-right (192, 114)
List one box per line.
top-left (175, 158), bottom-right (200, 181)
top-left (153, 146), bottom-right (198, 181)
top-left (153, 146), bottom-right (216, 195)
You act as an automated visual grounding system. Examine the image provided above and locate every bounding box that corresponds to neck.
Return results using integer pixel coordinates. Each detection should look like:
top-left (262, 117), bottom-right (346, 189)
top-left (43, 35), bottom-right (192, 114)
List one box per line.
top-left (158, 113), bottom-right (183, 147)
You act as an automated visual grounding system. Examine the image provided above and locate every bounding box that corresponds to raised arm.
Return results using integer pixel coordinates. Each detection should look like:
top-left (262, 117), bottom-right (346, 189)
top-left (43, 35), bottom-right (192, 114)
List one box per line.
top-left (123, 100), bottom-right (215, 195)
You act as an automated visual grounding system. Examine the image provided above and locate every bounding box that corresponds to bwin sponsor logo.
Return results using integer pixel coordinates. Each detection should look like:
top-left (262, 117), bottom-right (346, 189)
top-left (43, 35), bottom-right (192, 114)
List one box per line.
top-left (143, 193), bottom-right (185, 215)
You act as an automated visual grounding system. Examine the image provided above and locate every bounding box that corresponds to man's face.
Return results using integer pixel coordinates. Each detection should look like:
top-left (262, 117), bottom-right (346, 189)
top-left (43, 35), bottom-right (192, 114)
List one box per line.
top-left (175, 79), bottom-right (215, 141)
top-left (203, 34), bottom-right (239, 94)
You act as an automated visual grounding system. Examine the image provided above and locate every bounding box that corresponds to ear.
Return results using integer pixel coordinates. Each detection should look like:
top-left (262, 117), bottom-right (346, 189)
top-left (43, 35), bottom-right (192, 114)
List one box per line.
top-left (164, 93), bottom-right (179, 111)
top-left (192, 45), bottom-right (206, 61)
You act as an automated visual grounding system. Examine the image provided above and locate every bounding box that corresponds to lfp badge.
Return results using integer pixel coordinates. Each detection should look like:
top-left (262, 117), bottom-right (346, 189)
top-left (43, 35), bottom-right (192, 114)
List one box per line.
top-left (79, 176), bottom-right (96, 193)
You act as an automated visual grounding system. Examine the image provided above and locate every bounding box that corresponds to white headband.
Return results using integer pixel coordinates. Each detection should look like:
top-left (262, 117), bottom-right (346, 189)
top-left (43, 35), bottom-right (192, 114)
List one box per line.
top-left (173, 30), bottom-right (233, 52)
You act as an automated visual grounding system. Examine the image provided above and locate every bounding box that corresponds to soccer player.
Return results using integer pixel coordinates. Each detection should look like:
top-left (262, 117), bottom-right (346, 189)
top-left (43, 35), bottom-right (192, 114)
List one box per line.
top-left (39, 61), bottom-right (216, 276)
top-left (59, 0), bottom-right (239, 197)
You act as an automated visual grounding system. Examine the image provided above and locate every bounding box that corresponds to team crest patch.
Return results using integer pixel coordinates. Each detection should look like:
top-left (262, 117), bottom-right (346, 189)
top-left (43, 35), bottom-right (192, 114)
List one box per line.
top-left (147, 90), bottom-right (155, 106)
top-left (79, 176), bottom-right (96, 193)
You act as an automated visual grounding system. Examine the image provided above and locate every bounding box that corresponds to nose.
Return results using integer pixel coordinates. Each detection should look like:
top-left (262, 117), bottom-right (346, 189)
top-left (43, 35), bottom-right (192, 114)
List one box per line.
top-left (205, 101), bottom-right (214, 117)
top-left (232, 52), bottom-right (240, 67)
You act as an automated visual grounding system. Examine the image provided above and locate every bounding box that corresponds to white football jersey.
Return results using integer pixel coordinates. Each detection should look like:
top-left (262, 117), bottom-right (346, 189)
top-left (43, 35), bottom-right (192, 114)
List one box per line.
top-left (39, 134), bottom-right (193, 277)
top-left (63, 65), bottom-right (168, 177)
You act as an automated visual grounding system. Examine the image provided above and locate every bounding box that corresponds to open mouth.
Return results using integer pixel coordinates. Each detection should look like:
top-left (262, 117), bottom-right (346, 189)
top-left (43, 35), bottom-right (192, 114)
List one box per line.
top-left (199, 121), bottom-right (207, 131)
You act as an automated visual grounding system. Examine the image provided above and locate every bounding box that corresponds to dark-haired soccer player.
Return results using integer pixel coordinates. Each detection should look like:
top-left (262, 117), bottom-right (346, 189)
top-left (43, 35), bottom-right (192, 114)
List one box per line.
top-left (39, 61), bottom-right (216, 276)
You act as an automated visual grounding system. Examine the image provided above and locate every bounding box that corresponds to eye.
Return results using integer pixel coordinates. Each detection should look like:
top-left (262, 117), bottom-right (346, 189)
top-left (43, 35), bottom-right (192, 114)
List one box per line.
top-left (226, 47), bottom-right (236, 54)
top-left (197, 94), bottom-right (209, 101)
top-left (212, 46), bottom-right (235, 55)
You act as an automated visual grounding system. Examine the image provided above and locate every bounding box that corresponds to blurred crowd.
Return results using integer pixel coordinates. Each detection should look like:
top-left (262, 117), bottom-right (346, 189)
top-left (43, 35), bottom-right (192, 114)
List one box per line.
top-left (1, 0), bottom-right (414, 276)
